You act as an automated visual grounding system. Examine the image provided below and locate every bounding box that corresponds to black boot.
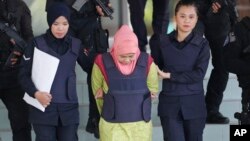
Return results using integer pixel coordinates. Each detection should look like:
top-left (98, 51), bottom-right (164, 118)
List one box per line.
top-left (206, 111), bottom-right (230, 124)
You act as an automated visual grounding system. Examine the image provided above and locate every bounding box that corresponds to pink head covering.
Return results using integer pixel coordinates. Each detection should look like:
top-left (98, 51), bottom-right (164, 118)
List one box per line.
top-left (110, 25), bottom-right (140, 75)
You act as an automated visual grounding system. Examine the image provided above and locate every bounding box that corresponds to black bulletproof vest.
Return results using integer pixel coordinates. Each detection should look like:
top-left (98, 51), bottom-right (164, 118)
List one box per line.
top-left (35, 36), bottom-right (80, 103)
top-left (101, 53), bottom-right (152, 123)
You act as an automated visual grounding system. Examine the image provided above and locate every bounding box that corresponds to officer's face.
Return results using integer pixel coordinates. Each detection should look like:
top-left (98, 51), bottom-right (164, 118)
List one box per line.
top-left (51, 16), bottom-right (69, 39)
top-left (175, 6), bottom-right (198, 34)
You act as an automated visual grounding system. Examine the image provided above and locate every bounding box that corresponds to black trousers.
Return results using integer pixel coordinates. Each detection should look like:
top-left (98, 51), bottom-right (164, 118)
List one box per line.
top-left (69, 15), bottom-right (100, 120)
top-left (0, 86), bottom-right (31, 141)
top-left (127, 0), bottom-right (170, 52)
top-left (160, 114), bottom-right (206, 141)
top-left (233, 88), bottom-right (250, 124)
top-left (33, 122), bottom-right (78, 141)
top-left (205, 34), bottom-right (229, 113)
top-left (241, 89), bottom-right (250, 112)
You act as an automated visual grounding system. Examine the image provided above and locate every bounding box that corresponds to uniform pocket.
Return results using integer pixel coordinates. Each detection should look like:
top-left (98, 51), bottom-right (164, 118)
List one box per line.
top-left (187, 83), bottom-right (203, 91)
top-left (67, 76), bottom-right (77, 100)
top-left (162, 81), bottom-right (176, 92)
top-left (101, 94), bottom-right (115, 120)
top-left (142, 95), bottom-right (152, 122)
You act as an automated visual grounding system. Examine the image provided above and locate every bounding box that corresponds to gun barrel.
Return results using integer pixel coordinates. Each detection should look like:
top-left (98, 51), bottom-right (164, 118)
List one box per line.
top-left (0, 21), bottom-right (27, 51)
top-left (96, 0), bottom-right (113, 20)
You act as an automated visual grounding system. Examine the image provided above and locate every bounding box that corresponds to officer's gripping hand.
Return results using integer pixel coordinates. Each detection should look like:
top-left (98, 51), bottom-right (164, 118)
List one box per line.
top-left (9, 38), bottom-right (22, 65)
top-left (157, 66), bottom-right (171, 79)
top-left (212, 2), bottom-right (221, 13)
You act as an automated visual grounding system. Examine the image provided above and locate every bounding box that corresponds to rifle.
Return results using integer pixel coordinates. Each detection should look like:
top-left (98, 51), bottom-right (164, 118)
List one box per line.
top-left (0, 21), bottom-right (27, 68)
top-left (95, 0), bottom-right (114, 20)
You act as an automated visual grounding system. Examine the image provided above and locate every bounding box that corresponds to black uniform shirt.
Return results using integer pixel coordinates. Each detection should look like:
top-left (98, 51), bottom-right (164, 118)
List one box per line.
top-left (169, 31), bottom-right (194, 50)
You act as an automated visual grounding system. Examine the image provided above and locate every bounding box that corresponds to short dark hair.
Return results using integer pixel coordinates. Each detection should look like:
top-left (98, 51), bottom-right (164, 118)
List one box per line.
top-left (175, 0), bottom-right (199, 16)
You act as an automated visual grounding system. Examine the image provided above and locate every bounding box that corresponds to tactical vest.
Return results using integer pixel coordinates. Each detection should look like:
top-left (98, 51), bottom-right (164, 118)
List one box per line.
top-left (100, 53), bottom-right (152, 123)
top-left (35, 36), bottom-right (81, 103)
top-left (160, 34), bottom-right (205, 96)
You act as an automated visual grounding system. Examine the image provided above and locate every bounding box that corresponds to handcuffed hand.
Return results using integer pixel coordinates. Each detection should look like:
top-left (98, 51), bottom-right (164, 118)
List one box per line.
top-left (150, 92), bottom-right (158, 99)
top-left (95, 88), bottom-right (104, 99)
top-left (157, 66), bottom-right (171, 79)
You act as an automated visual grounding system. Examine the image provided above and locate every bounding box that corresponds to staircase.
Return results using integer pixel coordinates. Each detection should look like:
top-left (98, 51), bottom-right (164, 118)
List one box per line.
top-left (0, 58), bottom-right (242, 141)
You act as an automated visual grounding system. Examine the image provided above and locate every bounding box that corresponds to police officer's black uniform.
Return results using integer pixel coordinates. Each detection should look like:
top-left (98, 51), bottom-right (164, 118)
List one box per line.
top-left (0, 0), bottom-right (33, 141)
top-left (224, 16), bottom-right (250, 124)
top-left (194, 0), bottom-right (238, 123)
top-left (156, 31), bottom-right (210, 141)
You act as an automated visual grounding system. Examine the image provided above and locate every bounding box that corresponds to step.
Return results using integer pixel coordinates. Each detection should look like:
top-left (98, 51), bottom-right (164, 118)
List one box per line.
top-left (0, 56), bottom-right (242, 141)
top-left (0, 124), bottom-right (231, 141)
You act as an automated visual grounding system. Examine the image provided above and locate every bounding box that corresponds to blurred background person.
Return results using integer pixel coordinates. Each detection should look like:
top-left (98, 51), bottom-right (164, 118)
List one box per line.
top-left (223, 0), bottom-right (250, 125)
top-left (0, 0), bottom-right (33, 141)
top-left (127, 0), bottom-right (170, 56)
top-left (191, 0), bottom-right (238, 124)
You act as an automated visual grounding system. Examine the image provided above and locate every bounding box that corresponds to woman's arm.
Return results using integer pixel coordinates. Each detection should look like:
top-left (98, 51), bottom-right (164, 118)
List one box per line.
top-left (91, 63), bottom-right (108, 113)
top-left (147, 62), bottom-right (159, 98)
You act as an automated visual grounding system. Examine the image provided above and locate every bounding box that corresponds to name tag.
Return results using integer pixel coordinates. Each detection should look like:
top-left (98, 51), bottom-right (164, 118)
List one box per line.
top-left (72, 0), bottom-right (89, 11)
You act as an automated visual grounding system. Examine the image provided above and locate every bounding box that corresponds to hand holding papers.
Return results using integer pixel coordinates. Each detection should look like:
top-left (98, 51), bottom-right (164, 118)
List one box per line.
top-left (23, 47), bottom-right (59, 112)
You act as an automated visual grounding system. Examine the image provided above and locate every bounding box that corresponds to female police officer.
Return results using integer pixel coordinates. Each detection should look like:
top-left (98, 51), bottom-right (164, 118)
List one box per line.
top-left (19, 3), bottom-right (90, 141)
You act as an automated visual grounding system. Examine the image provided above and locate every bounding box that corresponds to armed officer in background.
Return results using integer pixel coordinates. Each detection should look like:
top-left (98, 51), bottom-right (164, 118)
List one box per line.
top-left (224, 16), bottom-right (250, 125)
top-left (46, 0), bottom-right (112, 139)
top-left (127, 0), bottom-right (170, 54)
top-left (223, 0), bottom-right (250, 124)
top-left (193, 0), bottom-right (238, 124)
top-left (0, 0), bottom-right (33, 141)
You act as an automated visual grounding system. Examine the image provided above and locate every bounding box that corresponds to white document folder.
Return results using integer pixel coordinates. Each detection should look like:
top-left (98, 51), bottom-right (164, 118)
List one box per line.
top-left (23, 47), bottom-right (59, 112)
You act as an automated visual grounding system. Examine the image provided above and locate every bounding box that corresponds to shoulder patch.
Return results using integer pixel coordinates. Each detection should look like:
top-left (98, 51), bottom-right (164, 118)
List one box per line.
top-left (229, 32), bottom-right (236, 43)
top-left (23, 55), bottom-right (30, 61)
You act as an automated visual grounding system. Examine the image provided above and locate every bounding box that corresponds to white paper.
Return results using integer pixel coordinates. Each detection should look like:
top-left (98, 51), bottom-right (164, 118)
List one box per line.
top-left (23, 93), bottom-right (46, 112)
top-left (23, 47), bottom-right (59, 112)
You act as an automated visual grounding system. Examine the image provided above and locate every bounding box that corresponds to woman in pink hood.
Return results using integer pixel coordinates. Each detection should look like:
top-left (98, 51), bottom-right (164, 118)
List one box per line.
top-left (91, 25), bottom-right (159, 141)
